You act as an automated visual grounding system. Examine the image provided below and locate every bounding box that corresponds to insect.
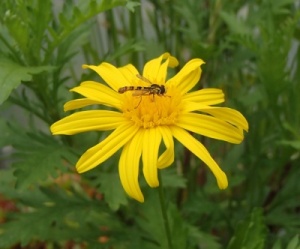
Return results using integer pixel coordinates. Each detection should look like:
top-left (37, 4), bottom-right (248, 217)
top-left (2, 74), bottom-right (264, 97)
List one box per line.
top-left (118, 74), bottom-right (166, 108)
top-left (118, 74), bottom-right (166, 96)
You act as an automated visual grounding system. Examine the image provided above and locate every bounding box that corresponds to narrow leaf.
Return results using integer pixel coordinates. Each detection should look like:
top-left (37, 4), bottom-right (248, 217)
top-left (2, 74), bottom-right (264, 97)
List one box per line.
top-left (0, 59), bottom-right (53, 104)
top-left (227, 208), bottom-right (267, 249)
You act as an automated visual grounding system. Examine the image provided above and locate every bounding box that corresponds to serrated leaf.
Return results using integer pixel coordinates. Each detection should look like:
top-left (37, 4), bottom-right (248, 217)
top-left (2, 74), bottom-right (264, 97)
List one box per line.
top-left (45, 0), bottom-right (128, 63)
top-left (0, 168), bottom-right (17, 197)
top-left (3, 12), bottom-right (29, 52)
top-left (271, 0), bottom-right (296, 13)
top-left (96, 0), bottom-right (128, 13)
top-left (0, 119), bottom-right (13, 147)
top-left (219, 11), bottom-right (251, 35)
top-left (13, 143), bottom-right (71, 188)
top-left (97, 172), bottom-right (128, 210)
top-left (8, 127), bottom-right (74, 188)
top-left (73, 6), bottom-right (83, 19)
top-left (105, 39), bottom-right (145, 62)
top-left (187, 224), bottom-right (222, 249)
top-left (0, 59), bottom-right (54, 104)
top-left (160, 168), bottom-right (186, 188)
top-left (0, 187), bottom-right (114, 248)
top-left (126, 1), bottom-right (141, 12)
top-left (58, 14), bottom-right (70, 27)
top-left (265, 164), bottom-right (300, 223)
top-left (137, 195), bottom-right (218, 249)
top-left (136, 193), bottom-right (169, 249)
top-left (227, 208), bottom-right (267, 249)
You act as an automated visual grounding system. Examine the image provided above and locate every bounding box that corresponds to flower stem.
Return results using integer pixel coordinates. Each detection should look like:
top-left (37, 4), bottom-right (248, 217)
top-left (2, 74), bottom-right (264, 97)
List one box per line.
top-left (158, 171), bottom-right (173, 249)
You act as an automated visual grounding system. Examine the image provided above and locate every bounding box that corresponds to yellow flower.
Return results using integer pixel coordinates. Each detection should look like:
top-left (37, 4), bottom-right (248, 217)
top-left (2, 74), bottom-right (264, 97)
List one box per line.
top-left (50, 53), bottom-right (248, 202)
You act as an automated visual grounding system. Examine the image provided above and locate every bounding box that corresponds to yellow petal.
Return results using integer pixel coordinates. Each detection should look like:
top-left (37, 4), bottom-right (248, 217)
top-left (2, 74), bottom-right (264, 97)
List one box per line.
top-left (142, 128), bottom-right (162, 187)
top-left (71, 81), bottom-right (121, 109)
top-left (181, 102), bottom-right (211, 113)
top-left (177, 113), bottom-right (244, 144)
top-left (183, 88), bottom-right (225, 106)
top-left (82, 63), bottom-right (129, 91)
top-left (50, 110), bottom-right (125, 135)
top-left (143, 53), bottom-right (179, 84)
top-left (76, 122), bottom-right (139, 173)
top-left (201, 107), bottom-right (249, 132)
top-left (156, 57), bottom-right (174, 85)
top-left (157, 126), bottom-right (174, 169)
top-left (170, 126), bottom-right (228, 189)
top-left (119, 130), bottom-right (144, 202)
top-left (167, 59), bottom-right (205, 94)
top-left (118, 64), bottom-right (140, 85)
top-left (64, 98), bottom-right (102, 111)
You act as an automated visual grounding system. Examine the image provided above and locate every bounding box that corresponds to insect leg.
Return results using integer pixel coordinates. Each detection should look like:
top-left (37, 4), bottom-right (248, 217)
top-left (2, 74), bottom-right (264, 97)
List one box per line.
top-left (134, 96), bottom-right (143, 109)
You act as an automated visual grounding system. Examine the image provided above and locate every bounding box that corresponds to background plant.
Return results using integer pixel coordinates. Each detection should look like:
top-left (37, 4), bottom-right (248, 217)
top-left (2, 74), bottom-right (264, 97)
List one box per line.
top-left (0, 0), bottom-right (299, 248)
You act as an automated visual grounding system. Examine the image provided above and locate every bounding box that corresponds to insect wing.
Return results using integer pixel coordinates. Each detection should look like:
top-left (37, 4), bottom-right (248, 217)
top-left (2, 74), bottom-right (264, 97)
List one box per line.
top-left (136, 74), bottom-right (153, 85)
top-left (131, 89), bottom-right (151, 96)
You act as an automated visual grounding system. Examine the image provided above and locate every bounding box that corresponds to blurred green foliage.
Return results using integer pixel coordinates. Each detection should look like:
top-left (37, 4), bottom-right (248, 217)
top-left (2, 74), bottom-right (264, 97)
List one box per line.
top-left (0, 0), bottom-right (299, 248)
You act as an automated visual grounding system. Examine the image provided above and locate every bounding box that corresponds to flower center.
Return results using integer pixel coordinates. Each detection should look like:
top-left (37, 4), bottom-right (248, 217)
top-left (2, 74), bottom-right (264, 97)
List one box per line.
top-left (121, 86), bottom-right (182, 129)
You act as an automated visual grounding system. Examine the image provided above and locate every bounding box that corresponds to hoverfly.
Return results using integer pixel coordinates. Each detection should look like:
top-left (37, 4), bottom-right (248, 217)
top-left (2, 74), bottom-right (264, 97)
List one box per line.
top-left (118, 74), bottom-right (166, 108)
top-left (118, 74), bottom-right (166, 96)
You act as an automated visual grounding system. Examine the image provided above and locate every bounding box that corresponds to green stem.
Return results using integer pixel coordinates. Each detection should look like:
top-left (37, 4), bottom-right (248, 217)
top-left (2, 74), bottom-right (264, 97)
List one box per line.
top-left (137, 4), bottom-right (145, 65)
top-left (129, 8), bottom-right (138, 66)
top-left (107, 9), bottom-right (120, 66)
top-left (207, 0), bottom-right (222, 45)
top-left (158, 171), bottom-right (173, 249)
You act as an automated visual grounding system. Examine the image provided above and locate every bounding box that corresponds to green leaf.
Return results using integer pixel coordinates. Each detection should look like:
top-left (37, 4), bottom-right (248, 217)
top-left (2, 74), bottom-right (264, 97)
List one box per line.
top-left (137, 194), bottom-right (222, 249)
top-left (0, 187), bottom-right (115, 247)
top-left (7, 125), bottom-right (75, 188)
top-left (270, 0), bottom-right (296, 14)
top-left (227, 208), bottom-right (267, 249)
top-left (168, 204), bottom-right (189, 249)
top-left (271, 235), bottom-right (300, 249)
top-left (95, 0), bottom-right (128, 12)
top-left (0, 168), bottom-right (17, 197)
top-left (97, 172), bottom-right (128, 210)
top-left (13, 142), bottom-right (71, 188)
top-left (125, 1), bottom-right (141, 12)
top-left (278, 140), bottom-right (300, 150)
top-left (286, 235), bottom-right (300, 249)
top-left (219, 11), bottom-right (251, 35)
top-left (0, 119), bottom-right (13, 147)
top-left (136, 193), bottom-right (171, 249)
top-left (187, 224), bottom-right (222, 249)
top-left (272, 240), bottom-right (282, 249)
top-left (2, 8), bottom-right (29, 53)
top-left (105, 39), bottom-right (145, 62)
top-left (0, 58), bottom-right (53, 104)
top-left (282, 122), bottom-right (300, 138)
top-left (44, 0), bottom-right (129, 64)
top-left (160, 168), bottom-right (186, 188)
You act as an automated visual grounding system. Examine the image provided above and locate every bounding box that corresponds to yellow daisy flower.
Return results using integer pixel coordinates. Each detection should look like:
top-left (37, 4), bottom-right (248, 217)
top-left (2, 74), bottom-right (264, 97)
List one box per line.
top-left (50, 53), bottom-right (248, 202)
